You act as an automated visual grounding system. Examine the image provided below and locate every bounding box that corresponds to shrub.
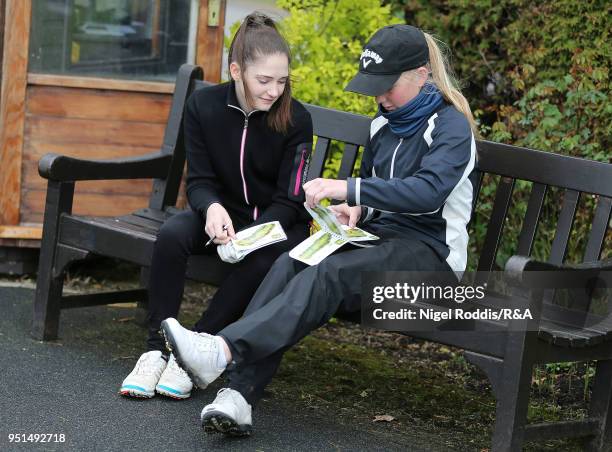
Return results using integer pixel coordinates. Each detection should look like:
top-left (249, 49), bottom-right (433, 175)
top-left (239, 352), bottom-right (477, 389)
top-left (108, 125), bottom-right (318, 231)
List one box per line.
top-left (396, 0), bottom-right (610, 265)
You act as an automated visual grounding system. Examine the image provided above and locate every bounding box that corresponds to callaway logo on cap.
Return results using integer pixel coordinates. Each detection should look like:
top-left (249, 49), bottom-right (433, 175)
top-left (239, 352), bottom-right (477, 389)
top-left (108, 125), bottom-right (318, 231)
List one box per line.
top-left (360, 49), bottom-right (383, 69)
top-left (345, 24), bottom-right (429, 97)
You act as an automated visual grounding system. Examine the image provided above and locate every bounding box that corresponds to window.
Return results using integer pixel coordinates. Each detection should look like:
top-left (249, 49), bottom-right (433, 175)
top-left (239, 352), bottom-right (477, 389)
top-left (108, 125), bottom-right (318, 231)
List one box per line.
top-left (29, 0), bottom-right (198, 82)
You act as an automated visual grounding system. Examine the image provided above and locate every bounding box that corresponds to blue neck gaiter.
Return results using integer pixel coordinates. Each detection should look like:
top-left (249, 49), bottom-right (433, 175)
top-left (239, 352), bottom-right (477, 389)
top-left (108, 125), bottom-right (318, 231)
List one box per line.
top-left (381, 83), bottom-right (444, 138)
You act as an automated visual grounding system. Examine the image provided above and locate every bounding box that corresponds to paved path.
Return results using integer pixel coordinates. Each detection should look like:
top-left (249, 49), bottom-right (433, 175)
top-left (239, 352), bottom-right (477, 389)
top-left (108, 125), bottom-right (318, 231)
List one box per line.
top-left (0, 286), bottom-right (452, 451)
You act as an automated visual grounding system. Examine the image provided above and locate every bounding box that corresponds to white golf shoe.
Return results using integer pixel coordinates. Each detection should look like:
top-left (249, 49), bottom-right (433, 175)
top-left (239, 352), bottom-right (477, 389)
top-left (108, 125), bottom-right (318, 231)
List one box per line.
top-left (160, 318), bottom-right (226, 388)
top-left (119, 350), bottom-right (167, 398)
top-left (201, 388), bottom-right (253, 436)
top-left (155, 353), bottom-right (193, 399)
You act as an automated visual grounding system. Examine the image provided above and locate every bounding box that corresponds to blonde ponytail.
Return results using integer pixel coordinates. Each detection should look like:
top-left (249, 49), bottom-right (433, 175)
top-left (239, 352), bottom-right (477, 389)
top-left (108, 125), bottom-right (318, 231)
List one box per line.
top-left (423, 33), bottom-right (479, 136)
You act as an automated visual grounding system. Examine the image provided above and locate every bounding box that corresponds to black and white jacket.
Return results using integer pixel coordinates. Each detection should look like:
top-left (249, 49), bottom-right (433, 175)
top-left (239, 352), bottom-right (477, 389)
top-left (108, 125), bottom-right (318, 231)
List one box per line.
top-left (184, 82), bottom-right (313, 230)
top-left (347, 103), bottom-right (477, 275)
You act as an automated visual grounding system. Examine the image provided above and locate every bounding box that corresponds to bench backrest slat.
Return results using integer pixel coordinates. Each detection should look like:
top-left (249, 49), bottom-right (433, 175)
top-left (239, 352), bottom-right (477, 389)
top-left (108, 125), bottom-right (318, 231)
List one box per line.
top-left (337, 143), bottom-right (360, 180)
top-left (584, 196), bottom-right (612, 262)
top-left (308, 137), bottom-right (331, 182)
top-left (516, 182), bottom-right (548, 256)
top-left (477, 176), bottom-right (515, 275)
top-left (548, 189), bottom-right (580, 265)
top-left (471, 171), bottom-right (484, 215)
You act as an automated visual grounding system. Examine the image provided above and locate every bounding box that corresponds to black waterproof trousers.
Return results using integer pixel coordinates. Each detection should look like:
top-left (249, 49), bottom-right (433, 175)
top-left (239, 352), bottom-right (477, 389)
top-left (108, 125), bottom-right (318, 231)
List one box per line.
top-left (146, 210), bottom-right (309, 351)
top-left (217, 238), bottom-right (454, 407)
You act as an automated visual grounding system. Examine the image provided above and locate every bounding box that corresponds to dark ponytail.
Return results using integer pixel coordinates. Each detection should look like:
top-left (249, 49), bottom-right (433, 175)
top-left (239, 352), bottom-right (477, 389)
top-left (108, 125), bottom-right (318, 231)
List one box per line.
top-left (228, 12), bottom-right (293, 134)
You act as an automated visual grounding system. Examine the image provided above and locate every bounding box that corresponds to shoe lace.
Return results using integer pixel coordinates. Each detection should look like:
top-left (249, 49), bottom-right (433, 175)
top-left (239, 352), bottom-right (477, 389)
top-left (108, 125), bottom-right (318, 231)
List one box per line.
top-left (134, 353), bottom-right (162, 376)
top-left (168, 355), bottom-right (189, 378)
top-left (215, 388), bottom-right (234, 404)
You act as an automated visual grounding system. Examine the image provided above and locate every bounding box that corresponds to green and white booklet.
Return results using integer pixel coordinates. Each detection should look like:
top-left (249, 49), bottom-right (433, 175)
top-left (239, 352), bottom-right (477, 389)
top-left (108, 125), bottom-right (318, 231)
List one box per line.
top-left (289, 204), bottom-right (379, 265)
top-left (228, 221), bottom-right (288, 261)
top-left (228, 204), bottom-right (378, 265)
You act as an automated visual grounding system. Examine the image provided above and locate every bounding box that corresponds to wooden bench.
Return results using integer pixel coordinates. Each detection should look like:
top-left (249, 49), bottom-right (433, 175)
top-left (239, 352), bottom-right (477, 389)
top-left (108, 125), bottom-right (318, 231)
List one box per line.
top-left (33, 64), bottom-right (612, 450)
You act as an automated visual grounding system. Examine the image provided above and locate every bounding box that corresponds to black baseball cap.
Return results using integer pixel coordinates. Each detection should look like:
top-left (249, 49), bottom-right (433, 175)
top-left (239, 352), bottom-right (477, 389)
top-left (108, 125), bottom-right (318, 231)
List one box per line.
top-left (345, 25), bottom-right (429, 97)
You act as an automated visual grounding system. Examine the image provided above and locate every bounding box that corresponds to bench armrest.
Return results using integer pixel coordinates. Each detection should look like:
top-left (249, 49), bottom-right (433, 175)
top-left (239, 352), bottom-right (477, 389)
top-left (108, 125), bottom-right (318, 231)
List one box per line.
top-left (504, 255), bottom-right (612, 289)
top-left (38, 151), bottom-right (173, 182)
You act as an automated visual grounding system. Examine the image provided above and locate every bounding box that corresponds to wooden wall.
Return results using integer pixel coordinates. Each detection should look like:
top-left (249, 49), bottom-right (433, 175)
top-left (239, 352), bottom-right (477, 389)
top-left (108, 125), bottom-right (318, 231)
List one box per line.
top-left (20, 85), bottom-right (172, 224)
top-left (0, 0), bottom-right (5, 85)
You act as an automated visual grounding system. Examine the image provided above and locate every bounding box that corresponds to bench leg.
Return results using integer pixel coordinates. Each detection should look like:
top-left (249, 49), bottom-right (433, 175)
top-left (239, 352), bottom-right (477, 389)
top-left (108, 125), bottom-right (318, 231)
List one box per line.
top-left (491, 360), bottom-right (533, 451)
top-left (32, 257), bottom-right (64, 341)
top-left (586, 360), bottom-right (612, 451)
top-left (31, 180), bottom-right (74, 341)
top-left (490, 330), bottom-right (537, 452)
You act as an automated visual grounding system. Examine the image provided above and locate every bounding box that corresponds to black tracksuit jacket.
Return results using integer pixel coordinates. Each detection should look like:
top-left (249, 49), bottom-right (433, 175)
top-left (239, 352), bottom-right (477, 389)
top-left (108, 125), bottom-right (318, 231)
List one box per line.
top-left (183, 82), bottom-right (313, 230)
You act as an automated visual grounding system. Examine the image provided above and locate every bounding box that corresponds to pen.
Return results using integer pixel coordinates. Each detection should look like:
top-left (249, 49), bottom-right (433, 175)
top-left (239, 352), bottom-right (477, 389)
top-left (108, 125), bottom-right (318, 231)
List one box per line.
top-left (205, 224), bottom-right (229, 247)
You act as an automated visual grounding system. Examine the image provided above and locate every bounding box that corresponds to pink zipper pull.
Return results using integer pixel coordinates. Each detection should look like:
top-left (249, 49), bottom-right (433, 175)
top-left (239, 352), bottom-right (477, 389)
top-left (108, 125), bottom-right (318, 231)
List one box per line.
top-left (294, 149), bottom-right (307, 196)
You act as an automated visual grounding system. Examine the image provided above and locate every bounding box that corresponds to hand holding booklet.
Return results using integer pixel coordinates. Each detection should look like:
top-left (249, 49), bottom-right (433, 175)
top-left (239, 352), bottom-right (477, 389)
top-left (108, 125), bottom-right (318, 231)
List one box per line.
top-left (218, 204), bottom-right (378, 265)
top-left (217, 221), bottom-right (287, 263)
top-left (289, 204), bottom-right (379, 265)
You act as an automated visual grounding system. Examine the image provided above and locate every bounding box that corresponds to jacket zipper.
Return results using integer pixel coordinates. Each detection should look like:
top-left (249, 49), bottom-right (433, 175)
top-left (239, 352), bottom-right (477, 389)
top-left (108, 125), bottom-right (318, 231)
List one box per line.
top-left (229, 104), bottom-right (259, 219)
top-left (390, 138), bottom-right (404, 178)
top-left (239, 116), bottom-right (250, 205)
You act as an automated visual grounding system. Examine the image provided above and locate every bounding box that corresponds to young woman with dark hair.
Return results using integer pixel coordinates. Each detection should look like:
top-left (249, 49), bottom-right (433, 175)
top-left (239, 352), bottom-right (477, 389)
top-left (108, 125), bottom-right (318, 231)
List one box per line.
top-left (119, 12), bottom-right (313, 400)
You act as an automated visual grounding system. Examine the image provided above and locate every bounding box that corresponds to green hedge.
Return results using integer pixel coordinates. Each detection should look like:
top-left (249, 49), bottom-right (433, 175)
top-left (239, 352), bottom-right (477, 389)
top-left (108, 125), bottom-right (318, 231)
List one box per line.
top-left (399, 0), bottom-right (610, 158)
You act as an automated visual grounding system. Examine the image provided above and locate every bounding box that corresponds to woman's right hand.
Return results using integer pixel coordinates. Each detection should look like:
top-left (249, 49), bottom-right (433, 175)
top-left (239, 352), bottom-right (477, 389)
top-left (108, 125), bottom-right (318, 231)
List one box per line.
top-left (329, 203), bottom-right (362, 228)
top-left (205, 203), bottom-right (236, 245)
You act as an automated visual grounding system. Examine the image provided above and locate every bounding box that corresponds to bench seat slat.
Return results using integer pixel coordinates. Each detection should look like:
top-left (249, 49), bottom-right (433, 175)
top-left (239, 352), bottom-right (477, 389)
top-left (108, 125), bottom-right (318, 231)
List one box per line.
top-left (132, 207), bottom-right (175, 223)
top-left (116, 213), bottom-right (167, 232)
top-left (59, 215), bottom-right (156, 267)
top-left (86, 216), bottom-right (160, 237)
top-left (538, 319), bottom-right (603, 348)
top-left (540, 302), bottom-right (612, 339)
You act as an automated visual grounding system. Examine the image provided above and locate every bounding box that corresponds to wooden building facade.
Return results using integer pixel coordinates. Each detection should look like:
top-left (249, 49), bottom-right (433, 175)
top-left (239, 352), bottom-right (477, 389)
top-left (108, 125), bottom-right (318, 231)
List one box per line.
top-left (0, 0), bottom-right (229, 266)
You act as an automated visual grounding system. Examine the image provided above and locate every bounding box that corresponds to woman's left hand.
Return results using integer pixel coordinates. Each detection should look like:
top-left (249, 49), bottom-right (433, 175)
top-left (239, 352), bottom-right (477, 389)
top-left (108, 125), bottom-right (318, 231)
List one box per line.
top-left (303, 178), bottom-right (348, 208)
top-left (217, 241), bottom-right (242, 264)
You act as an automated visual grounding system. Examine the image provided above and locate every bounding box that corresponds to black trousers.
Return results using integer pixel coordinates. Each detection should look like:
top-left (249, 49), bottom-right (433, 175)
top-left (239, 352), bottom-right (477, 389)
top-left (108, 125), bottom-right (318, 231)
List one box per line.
top-left (146, 209), bottom-right (309, 351)
top-left (218, 238), bottom-right (454, 407)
